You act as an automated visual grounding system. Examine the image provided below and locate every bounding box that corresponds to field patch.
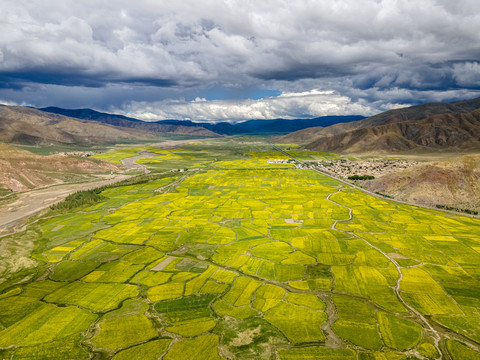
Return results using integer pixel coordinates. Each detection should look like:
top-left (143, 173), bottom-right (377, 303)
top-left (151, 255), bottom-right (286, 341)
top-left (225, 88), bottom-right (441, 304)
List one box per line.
top-left (112, 339), bottom-right (171, 360)
top-left (148, 282), bottom-right (184, 302)
top-left (376, 312), bottom-right (422, 351)
top-left (163, 334), bottom-right (222, 360)
top-left (446, 340), bottom-right (480, 360)
top-left (90, 300), bottom-right (157, 351)
top-left (50, 261), bottom-right (100, 281)
top-left (278, 347), bottom-right (356, 359)
top-left (44, 282), bottom-right (139, 312)
top-left (252, 284), bottom-right (286, 312)
top-left (264, 302), bottom-right (326, 343)
top-left (223, 276), bottom-right (262, 307)
top-left (0, 303), bottom-right (96, 347)
top-left (332, 295), bottom-right (382, 350)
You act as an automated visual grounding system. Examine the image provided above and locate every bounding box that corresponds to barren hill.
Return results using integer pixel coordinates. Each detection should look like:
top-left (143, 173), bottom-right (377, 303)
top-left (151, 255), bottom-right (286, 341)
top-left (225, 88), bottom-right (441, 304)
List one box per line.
top-left (0, 105), bottom-right (157, 146)
top-left (366, 154), bottom-right (480, 212)
top-left (0, 143), bottom-right (122, 192)
top-left (305, 109), bottom-right (480, 153)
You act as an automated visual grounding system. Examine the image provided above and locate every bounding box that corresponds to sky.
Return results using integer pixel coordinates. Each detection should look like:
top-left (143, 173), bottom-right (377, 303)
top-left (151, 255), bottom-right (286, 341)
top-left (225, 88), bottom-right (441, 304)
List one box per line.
top-left (1, 0), bottom-right (480, 122)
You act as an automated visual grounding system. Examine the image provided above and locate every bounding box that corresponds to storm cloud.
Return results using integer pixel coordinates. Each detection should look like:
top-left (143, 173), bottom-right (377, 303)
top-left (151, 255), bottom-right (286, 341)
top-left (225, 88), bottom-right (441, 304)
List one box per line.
top-left (1, 0), bottom-right (480, 121)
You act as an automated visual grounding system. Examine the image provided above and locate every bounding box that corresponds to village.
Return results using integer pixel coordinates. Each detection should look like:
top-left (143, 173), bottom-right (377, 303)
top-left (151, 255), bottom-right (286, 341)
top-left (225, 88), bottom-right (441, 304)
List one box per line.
top-left (312, 158), bottom-right (419, 179)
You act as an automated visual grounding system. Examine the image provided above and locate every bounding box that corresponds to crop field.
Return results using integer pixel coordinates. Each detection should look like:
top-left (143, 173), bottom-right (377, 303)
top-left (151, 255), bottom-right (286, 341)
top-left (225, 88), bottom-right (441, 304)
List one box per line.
top-left (0, 139), bottom-right (480, 359)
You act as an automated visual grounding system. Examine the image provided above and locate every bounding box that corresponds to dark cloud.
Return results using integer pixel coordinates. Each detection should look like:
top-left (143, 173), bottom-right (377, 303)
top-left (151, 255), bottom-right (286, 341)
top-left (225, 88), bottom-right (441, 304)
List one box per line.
top-left (0, 0), bottom-right (479, 120)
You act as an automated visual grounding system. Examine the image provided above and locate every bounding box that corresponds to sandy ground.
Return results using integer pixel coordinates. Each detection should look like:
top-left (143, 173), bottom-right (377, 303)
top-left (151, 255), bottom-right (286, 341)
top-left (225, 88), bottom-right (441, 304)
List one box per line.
top-left (0, 173), bottom-right (132, 231)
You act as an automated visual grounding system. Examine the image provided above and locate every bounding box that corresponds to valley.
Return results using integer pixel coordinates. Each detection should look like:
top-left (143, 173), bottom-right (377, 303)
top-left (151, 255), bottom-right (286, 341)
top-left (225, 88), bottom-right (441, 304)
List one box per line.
top-left (0, 138), bottom-right (479, 359)
top-left (2, 2), bottom-right (479, 359)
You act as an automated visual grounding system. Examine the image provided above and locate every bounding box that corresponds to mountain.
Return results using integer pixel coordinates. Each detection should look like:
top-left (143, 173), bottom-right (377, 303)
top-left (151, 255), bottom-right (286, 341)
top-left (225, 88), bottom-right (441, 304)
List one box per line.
top-left (39, 107), bottom-right (364, 135)
top-left (147, 116), bottom-right (364, 135)
top-left (39, 107), bottom-right (218, 137)
top-left (233, 116), bottom-right (365, 134)
top-left (306, 109), bottom-right (480, 153)
top-left (0, 105), bottom-right (154, 146)
top-left (276, 97), bottom-right (480, 153)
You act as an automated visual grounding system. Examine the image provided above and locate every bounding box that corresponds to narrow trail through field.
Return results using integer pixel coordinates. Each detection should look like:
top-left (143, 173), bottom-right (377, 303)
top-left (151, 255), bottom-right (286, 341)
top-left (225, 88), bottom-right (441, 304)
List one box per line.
top-left (272, 145), bottom-right (455, 358)
top-left (318, 293), bottom-right (343, 348)
top-left (325, 189), bottom-right (446, 360)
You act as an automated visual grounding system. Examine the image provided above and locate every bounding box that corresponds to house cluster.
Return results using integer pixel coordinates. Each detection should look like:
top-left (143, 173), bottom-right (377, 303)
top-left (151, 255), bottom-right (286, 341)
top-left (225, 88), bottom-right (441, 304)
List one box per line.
top-left (55, 151), bottom-right (95, 157)
top-left (266, 159), bottom-right (294, 164)
top-left (315, 159), bottom-right (418, 179)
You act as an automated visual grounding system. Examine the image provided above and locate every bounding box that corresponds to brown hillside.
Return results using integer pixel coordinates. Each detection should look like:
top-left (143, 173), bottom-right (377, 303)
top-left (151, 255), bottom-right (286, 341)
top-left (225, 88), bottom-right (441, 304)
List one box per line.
top-left (366, 154), bottom-right (480, 212)
top-left (0, 143), bottom-right (122, 192)
top-left (276, 96), bottom-right (480, 146)
top-left (0, 105), bottom-right (154, 146)
top-left (305, 109), bottom-right (480, 153)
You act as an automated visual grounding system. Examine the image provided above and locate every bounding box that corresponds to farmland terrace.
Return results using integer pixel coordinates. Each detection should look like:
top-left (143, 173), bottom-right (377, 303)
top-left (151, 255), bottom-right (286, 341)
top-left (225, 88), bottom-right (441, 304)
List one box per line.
top-left (0, 138), bottom-right (479, 360)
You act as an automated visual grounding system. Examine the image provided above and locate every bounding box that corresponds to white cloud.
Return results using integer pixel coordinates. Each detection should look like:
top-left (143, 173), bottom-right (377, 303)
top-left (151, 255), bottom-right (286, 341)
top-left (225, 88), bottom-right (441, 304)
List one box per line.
top-left (119, 90), bottom-right (403, 122)
top-left (0, 99), bottom-right (21, 106)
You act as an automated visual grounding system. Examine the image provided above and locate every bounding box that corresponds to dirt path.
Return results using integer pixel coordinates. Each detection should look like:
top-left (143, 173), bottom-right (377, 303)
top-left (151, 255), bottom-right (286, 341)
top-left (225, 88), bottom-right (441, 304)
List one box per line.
top-left (325, 189), bottom-right (445, 359)
top-left (121, 150), bottom-right (157, 173)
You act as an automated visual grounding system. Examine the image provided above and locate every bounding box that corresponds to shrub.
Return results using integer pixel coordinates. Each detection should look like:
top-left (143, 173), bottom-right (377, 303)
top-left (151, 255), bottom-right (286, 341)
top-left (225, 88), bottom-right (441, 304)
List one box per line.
top-left (50, 187), bottom-right (106, 212)
top-left (348, 174), bottom-right (375, 180)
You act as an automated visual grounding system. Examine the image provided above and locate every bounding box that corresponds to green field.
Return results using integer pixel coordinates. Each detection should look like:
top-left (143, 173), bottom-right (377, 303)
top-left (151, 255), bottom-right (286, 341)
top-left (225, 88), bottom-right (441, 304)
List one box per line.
top-left (1, 139), bottom-right (480, 359)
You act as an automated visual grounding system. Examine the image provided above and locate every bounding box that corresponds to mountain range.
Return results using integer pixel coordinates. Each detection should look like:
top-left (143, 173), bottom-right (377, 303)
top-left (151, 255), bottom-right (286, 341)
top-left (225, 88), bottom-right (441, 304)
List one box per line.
top-left (39, 107), bottom-right (364, 136)
top-left (38, 107), bottom-right (217, 137)
top-left (0, 105), bottom-right (220, 146)
top-left (276, 97), bottom-right (480, 153)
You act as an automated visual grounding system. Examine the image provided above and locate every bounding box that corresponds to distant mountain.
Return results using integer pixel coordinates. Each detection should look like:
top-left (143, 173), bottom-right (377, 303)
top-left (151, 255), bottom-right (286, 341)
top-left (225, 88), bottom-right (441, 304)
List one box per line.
top-left (276, 97), bottom-right (480, 153)
top-left (39, 107), bottom-right (364, 135)
top-left (39, 107), bottom-right (218, 137)
top-left (0, 105), bottom-right (153, 146)
top-left (159, 116), bottom-right (364, 135)
top-left (156, 119), bottom-right (248, 136)
top-left (234, 116), bottom-right (365, 134)
top-left (155, 116), bottom-right (365, 135)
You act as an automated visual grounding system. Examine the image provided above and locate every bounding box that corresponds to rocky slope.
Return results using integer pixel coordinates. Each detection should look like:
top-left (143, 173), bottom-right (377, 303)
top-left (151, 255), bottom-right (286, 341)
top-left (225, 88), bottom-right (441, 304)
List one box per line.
top-left (366, 154), bottom-right (480, 212)
top-left (0, 143), bottom-right (122, 192)
top-left (305, 109), bottom-right (480, 153)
